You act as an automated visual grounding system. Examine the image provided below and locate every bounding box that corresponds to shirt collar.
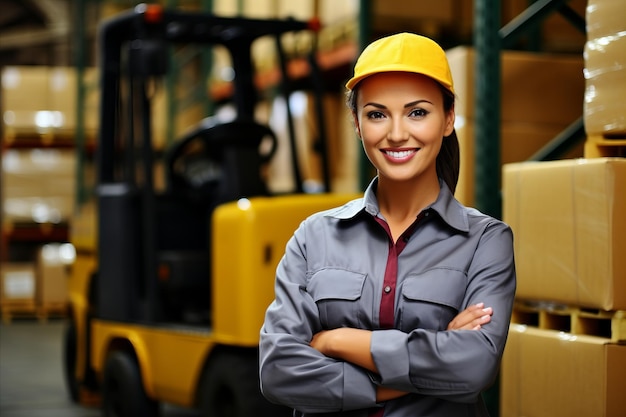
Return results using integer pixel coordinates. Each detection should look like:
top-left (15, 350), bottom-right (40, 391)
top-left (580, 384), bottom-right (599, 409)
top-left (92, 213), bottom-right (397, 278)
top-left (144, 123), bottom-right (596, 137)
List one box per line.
top-left (326, 177), bottom-right (470, 233)
top-left (430, 180), bottom-right (470, 232)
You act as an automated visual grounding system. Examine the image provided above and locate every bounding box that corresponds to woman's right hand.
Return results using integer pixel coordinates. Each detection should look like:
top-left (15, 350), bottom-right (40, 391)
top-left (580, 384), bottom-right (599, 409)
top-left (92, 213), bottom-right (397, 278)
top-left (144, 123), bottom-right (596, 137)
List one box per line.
top-left (447, 302), bottom-right (493, 331)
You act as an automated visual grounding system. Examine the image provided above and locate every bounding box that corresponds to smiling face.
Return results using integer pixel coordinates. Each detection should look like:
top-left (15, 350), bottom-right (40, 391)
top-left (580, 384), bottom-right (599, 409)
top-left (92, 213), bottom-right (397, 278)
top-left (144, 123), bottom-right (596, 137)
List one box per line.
top-left (352, 72), bottom-right (454, 187)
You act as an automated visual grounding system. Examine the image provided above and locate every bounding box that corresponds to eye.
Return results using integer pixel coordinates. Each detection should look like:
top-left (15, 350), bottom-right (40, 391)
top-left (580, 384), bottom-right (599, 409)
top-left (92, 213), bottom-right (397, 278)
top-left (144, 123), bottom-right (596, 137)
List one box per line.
top-left (366, 110), bottom-right (386, 120)
top-left (409, 108), bottom-right (429, 118)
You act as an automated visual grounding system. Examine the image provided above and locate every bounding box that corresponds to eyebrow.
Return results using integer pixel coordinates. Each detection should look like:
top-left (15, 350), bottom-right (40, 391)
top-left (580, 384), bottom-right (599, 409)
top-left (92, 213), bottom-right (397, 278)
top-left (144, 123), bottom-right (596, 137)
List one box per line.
top-left (363, 99), bottom-right (433, 109)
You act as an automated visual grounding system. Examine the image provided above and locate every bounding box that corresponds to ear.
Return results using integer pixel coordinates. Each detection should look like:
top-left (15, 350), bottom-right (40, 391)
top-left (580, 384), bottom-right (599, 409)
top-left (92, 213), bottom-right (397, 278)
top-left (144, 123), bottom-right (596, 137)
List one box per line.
top-left (444, 107), bottom-right (455, 137)
top-left (351, 112), bottom-right (362, 138)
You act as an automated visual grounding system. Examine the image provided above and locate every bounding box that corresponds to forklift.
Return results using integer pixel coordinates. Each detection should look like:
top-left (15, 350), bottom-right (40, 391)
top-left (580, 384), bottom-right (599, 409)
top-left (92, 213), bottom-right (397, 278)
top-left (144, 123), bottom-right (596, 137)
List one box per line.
top-left (63, 4), bottom-right (354, 417)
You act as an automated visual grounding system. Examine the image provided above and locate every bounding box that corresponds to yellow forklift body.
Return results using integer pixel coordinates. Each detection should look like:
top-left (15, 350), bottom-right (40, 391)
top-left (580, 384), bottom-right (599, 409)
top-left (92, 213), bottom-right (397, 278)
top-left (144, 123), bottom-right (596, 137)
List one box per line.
top-left (65, 8), bottom-right (355, 415)
top-left (211, 193), bottom-right (358, 346)
top-left (88, 193), bottom-right (357, 408)
top-left (66, 201), bottom-right (98, 384)
top-left (91, 319), bottom-right (214, 407)
top-left (68, 252), bottom-right (96, 382)
top-left (69, 200), bottom-right (97, 253)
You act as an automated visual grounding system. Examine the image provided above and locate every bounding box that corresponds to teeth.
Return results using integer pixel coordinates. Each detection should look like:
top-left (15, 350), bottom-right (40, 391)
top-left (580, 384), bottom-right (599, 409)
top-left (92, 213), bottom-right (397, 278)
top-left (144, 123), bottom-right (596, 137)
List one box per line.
top-left (385, 150), bottom-right (415, 159)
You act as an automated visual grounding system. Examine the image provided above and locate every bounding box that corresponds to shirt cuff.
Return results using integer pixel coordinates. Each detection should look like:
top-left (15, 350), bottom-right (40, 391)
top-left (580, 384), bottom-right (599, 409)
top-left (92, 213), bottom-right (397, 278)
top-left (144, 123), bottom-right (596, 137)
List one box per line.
top-left (342, 362), bottom-right (378, 410)
top-left (371, 329), bottom-right (412, 388)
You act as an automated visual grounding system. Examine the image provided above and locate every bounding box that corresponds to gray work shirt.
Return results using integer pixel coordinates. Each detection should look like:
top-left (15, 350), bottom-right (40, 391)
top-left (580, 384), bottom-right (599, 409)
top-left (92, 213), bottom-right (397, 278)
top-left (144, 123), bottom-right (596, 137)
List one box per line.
top-left (259, 178), bottom-right (516, 417)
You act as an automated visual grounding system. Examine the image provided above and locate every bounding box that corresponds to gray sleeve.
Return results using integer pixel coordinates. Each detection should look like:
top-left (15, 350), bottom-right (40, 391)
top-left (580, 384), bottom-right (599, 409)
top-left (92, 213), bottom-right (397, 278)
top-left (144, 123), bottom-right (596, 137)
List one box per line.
top-left (371, 221), bottom-right (516, 403)
top-left (259, 224), bottom-right (378, 413)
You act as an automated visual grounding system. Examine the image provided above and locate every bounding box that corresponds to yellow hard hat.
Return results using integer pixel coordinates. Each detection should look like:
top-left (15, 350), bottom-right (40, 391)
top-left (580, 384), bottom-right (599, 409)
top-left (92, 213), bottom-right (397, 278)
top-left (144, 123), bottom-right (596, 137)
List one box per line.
top-left (345, 32), bottom-right (454, 94)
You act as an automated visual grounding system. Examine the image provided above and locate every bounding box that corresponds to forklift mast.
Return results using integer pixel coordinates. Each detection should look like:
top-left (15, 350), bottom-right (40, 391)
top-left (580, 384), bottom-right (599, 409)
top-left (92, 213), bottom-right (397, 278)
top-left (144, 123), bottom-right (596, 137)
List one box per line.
top-left (95, 4), bottom-right (325, 324)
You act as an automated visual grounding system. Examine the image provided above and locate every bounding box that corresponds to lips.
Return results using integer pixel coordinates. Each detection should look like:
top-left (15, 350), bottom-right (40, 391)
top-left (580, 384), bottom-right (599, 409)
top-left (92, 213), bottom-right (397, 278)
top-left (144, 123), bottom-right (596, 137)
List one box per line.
top-left (382, 149), bottom-right (418, 160)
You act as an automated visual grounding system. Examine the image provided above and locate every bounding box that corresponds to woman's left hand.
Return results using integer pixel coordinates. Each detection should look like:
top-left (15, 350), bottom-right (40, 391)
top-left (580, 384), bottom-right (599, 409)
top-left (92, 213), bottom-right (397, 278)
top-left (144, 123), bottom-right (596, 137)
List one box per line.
top-left (447, 302), bottom-right (493, 331)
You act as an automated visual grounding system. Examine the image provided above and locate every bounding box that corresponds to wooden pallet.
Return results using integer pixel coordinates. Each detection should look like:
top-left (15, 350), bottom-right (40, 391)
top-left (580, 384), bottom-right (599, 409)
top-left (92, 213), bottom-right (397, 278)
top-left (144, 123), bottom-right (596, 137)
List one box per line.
top-left (1, 300), bottom-right (68, 323)
top-left (1, 299), bottom-right (37, 324)
top-left (2, 128), bottom-right (97, 148)
top-left (512, 301), bottom-right (625, 342)
top-left (36, 301), bottom-right (68, 322)
top-left (584, 134), bottom-right (626, 158)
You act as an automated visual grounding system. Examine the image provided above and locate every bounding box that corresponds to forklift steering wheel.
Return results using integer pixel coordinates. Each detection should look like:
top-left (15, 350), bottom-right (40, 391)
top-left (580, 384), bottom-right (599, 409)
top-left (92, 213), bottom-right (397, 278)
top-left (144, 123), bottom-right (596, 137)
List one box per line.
top-left (165, 119), bottom-right (278, 197)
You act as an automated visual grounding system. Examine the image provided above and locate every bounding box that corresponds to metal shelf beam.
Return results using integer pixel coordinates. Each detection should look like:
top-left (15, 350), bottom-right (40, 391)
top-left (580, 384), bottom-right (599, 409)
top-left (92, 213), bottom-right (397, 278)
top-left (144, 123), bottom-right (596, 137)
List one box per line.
top-left (473, 0), bottom-right (502, 219)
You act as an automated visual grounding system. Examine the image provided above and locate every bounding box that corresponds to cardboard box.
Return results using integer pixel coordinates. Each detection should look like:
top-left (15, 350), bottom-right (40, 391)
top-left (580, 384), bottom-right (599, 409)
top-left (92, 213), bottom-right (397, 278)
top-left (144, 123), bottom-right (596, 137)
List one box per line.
top-left (1, 149), bottom-right (76, 223)
top-left (583, 12), bottom-right (626, 136)
top-left (586, 0), bottom-right (625, 41)
top-left (502, 158), bottom-right (626, 310)
top-left (455, 121), bottom-right (584, 206)
top-left (48, 67), bottom-right (100, 138)
top-left (372, 0), bottom-right (453, 21)
top-left (447, 47), bottom-right (584, 125)
top-left (36, 244), bottom-right (70, 305)
top-left (1, 66), bottom-right (50, 136)
top-left (47, 68), bottom-right (76, 136)
top-left (1, 263), bottom-right (36, 303)
top-left (501, 324), bottom-right (626, 417)
top-left (1, 66), bottom-right (100, 140)
top-left (503, 0), bottom-right (587, 52)
top-left (583, 0), bottom-right (626, 136)
top-left (371, 0), bottom-right (461, 39)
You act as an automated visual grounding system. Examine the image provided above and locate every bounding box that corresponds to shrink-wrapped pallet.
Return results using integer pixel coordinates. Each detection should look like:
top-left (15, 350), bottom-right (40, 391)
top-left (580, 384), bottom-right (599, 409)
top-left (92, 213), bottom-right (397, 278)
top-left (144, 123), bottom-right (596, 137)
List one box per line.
top-left (583, 0), bottom-right (626, 136)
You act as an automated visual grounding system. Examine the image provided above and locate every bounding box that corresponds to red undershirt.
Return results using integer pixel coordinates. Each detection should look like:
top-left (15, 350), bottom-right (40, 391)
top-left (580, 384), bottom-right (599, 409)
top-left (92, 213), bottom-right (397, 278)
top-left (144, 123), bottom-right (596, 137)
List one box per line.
top-left (368, 212), bottom-right (426, 417)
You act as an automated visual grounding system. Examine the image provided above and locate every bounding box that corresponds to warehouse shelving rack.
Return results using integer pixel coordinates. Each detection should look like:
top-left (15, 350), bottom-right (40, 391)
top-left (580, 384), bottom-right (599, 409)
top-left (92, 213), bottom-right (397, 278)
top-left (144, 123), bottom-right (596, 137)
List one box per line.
top-left (64, 3), bottom-right (590, 415)
top-left (474, 1), bottom-right (586, 414)
top-left (356, 1), bottom-right (587, 415)
top-left (472, 0), bottom-right (587, 218)
top-left (354, 0), bottom-right (587, 219)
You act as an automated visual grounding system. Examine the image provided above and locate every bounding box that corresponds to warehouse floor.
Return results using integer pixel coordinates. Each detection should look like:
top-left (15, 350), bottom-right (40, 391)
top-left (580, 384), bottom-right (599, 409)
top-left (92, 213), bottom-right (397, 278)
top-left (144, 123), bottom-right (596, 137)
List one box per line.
top-left (0, 319), bottom-right (202, 417)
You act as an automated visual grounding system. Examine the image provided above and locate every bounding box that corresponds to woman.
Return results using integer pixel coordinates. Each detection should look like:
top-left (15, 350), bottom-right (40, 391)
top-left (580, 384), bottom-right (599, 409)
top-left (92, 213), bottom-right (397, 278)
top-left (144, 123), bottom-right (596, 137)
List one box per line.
top-left (259, 32), bottom-right (516, 417)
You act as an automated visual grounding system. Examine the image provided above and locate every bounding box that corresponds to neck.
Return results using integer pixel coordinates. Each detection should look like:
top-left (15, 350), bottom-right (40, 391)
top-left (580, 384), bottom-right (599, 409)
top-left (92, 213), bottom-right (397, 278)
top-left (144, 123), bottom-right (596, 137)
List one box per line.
top-left (376, 175), bottom-right (440, 224)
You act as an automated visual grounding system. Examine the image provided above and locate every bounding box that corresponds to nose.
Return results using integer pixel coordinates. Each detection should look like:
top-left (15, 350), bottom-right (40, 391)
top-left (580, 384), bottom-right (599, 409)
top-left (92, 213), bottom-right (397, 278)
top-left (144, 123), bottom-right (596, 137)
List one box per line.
top-left (387, 118), bottom-right (409, 142)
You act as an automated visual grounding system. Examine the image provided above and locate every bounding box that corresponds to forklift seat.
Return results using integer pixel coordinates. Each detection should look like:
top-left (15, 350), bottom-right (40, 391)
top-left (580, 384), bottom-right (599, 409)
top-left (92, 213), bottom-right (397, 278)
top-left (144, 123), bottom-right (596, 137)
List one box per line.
top-left (155, 119), bottom-right (278, 323)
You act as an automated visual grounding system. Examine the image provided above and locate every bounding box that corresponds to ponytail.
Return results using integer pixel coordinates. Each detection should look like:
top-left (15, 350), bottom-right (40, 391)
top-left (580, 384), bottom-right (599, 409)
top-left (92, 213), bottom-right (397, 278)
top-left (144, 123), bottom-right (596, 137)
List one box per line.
top-left (437, 86), bottom-right (459, 194)
top-left (436, 129), bottom-right (460, 194)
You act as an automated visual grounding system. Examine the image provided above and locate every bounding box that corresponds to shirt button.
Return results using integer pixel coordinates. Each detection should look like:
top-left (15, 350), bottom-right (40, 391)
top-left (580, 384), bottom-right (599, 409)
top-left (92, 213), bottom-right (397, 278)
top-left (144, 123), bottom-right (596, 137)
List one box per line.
top-left (384, 285), bottom-right (391, 293)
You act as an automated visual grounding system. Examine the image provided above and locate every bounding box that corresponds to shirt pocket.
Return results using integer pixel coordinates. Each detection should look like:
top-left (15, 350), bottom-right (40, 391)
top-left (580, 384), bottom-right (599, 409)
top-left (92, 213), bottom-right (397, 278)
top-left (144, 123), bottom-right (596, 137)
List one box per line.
top-left (398, 268), bottom-right (467, 331)
top-left (307, 269), bottom-right (366, 329)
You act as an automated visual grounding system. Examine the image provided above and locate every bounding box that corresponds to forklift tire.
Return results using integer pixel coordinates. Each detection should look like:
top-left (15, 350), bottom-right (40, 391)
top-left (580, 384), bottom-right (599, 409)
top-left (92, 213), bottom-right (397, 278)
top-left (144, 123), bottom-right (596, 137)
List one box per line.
top-left (102, 350), bottom-right (159, 417)
top-left (62, 321), bottom-right (80, 402)
top-left (198, 351), bottom-right (292, 417)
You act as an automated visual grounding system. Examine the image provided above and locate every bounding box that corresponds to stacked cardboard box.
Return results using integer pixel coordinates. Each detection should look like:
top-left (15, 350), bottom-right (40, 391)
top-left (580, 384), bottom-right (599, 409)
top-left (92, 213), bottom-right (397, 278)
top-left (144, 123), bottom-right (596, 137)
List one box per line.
top-left (1, 66), bottom-right (99, 143)
top-left (502, 325), bottom-right (625, 417)
top-left (446, 47), bottom-right (585, 206)
top-left (583, 0), bottom-right (626, 159)
top-left (501, 158), bottom-right (626, 416)
top-left (0, 263), bottom-right (36, 306)
top-left (503, 159), bottom-right (625, 310)
top-left (583, 0), bottom-right (626, 138)
top-left (0, 243), bottom-right (72, 321)
top-left (1, 262), bottom-right (37, 322)
top-left (1, 65), bottom-right (206, 151)
top-left (35, 243), bottom-right (71, 307)
top-left (1, 148), bottom-right (76, 225)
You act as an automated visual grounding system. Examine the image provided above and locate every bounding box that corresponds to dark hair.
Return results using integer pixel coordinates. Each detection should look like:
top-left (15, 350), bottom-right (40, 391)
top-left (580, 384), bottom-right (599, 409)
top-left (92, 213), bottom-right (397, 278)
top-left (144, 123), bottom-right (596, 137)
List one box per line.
top-left (346, 82), bottom-right (460, 194)
top-left (437, 87), bottom-right (460, 194)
